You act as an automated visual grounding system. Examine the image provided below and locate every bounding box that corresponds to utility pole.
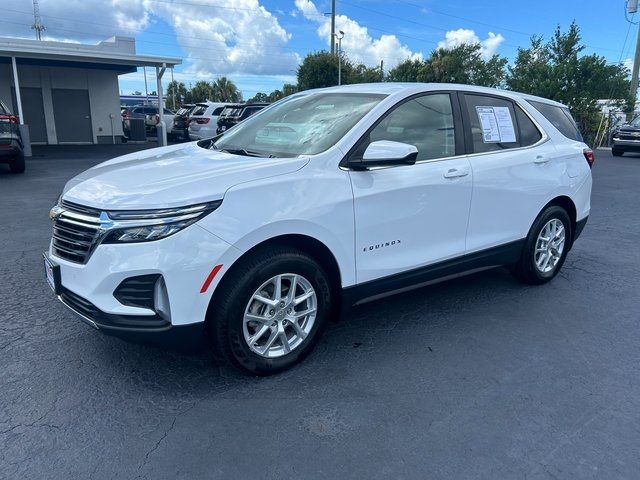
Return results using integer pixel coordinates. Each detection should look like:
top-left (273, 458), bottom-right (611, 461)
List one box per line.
top-left (330, 0), bottom-right (336, 54)
top-left (31, 0), bottom-right (46, 41)
top-left (629, 0), bottom-right (640, 115)
top-left (380, 60), bottom-right (384, 79)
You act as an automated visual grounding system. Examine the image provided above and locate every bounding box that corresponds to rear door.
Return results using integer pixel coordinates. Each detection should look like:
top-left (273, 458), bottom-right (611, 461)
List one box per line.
top-left (461, 93), bottom-right (562, 253)
top-left (348, 92), bottom-right (473, 283)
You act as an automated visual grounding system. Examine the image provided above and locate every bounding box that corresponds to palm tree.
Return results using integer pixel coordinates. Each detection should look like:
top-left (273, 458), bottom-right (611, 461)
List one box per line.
top-left (212, 77), bottom-right (242, 102)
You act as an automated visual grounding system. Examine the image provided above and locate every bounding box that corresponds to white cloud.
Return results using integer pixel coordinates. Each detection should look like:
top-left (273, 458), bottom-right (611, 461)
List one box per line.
top-left (3, 0), bottom-right (297, 76)
top-left (437, 29), bottom-right (505, 59)
top-left (294, 0), bottom-right (422, 71)
top-left (149, 0), bottom-right (299, 76)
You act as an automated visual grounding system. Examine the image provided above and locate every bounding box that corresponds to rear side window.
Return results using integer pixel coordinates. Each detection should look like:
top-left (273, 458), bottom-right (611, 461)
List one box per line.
top-left (211, 107), bottom-right (225, 116)
top-left (528, 100), bottom-right (583, 141)
top-left (463, 94), bottom-right (519, 153)
top-left (191, 105), bottom-right (208, 116)
top-left (515, 106), bottom-right (542, 147)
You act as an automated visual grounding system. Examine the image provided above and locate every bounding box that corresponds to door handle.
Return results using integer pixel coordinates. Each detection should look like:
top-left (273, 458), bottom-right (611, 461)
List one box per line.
top-left (534, 155), bottom-right (550, 164)
top-left (443, 168), bottom-right (469, 179)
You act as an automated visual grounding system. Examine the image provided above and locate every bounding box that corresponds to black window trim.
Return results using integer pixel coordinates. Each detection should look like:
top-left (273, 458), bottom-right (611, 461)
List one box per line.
top-left (340, 90), bottom-right (466, 169)
top-left (458, 91), bottom-right (548, 156)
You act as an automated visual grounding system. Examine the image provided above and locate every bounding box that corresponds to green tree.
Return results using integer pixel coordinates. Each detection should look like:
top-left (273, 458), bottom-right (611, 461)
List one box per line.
top-left (247, 92), bottom-right (269, 103)
top-left (166, 81), bottom-right (188, 109)
top-left (352, 64), bottom-right (384, 83)
top-left (189, 81), bottom-right (214, 103)
top-left (282, 83), bottom-right (298, 97)
top-left (506, 22), bottom-right (631, 144)
top-left (386, 59), bottom-right (423, 82)
top-left (297, 51), bottom-right (354, 90)
top-left (212, 77), bottom-right (242, 102)
top-left (418, 43), bottom-right (507, 87)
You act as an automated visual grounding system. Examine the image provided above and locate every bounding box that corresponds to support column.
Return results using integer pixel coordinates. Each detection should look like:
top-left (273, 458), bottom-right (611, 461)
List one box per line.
top-left (11, 57), bottom-right (31, 157)
top-left (156, 64), bottom-right (167, 147)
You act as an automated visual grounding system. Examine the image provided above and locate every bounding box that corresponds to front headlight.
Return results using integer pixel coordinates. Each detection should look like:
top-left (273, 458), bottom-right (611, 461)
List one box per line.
top-left (102, 200), bottom-right (222, 244)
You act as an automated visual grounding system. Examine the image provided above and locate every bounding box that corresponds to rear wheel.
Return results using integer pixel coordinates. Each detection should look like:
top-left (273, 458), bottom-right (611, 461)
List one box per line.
top-left (9, 151), bottom-right (25, 174)
top-left (208, 247), bottom-right (332, 375)
top-left (612, 148), bottom-right (623, 157)
top-left (511, 206), bottom-right (572, 285)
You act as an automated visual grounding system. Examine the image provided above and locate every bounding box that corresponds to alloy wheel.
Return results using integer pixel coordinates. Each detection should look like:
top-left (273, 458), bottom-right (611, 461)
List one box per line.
top-left (242, 273), bottom-right (317, 358)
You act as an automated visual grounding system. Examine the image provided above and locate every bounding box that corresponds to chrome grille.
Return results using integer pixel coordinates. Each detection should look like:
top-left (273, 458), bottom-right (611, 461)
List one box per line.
top-left (51, 201), bottom-right (102, 264)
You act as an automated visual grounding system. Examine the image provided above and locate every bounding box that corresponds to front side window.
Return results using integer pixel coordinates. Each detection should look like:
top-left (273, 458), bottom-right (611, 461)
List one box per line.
top-left (213, 93), bottom-right (386, 157)
top-left (365, 93), bottom-right (456, 161)
top-left (464, 94), bottom-right (519, 153)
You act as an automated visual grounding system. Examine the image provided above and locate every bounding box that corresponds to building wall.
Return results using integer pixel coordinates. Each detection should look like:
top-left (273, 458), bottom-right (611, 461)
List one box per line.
top-left (0, 63), bottom-right (123, 144)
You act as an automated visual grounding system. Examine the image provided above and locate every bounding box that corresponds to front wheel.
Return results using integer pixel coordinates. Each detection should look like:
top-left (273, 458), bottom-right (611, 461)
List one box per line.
top-left (208, 247), bottom-right (333, 375)
top-left (511, 206), bottom-right (572, 285)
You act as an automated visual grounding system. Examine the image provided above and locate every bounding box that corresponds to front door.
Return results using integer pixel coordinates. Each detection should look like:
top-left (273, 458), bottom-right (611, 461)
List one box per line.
top-left (348, 93), bottom-right (473, 284)
top-left (51, 89), bottom-right (93, 143)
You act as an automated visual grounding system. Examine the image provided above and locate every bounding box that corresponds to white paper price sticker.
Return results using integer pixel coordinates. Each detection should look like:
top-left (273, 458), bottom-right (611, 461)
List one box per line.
top-left (475, 106), bottom-right (516, 143)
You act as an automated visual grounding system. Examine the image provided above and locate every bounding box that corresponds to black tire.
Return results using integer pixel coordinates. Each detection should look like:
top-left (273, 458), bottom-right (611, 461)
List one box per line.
top-left (511, 206), bottom-right (572, 285)
top-left (612, 148), bottom-right (623, 157)
top-left (9, 151), bottom-right (25, 174)
top-left (208, 247), bottom-right (333, 375)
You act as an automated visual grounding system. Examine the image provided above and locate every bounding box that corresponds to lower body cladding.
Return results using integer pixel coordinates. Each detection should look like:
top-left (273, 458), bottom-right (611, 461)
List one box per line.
top-left (46, 223), bottom-right (240, 352)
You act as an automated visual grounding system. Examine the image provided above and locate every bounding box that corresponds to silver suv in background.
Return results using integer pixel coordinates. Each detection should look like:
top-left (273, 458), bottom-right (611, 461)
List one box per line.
top-left (188, 102), bottom-right (230, 140)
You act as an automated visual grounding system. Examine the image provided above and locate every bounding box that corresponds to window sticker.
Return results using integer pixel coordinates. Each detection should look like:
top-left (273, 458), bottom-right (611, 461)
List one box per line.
top-left (475, 106), bottom-right (517, 143)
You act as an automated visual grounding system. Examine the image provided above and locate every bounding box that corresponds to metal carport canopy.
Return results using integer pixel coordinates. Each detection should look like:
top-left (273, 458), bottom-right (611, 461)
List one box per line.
top-left (0, 37), bottom-right (181, 152)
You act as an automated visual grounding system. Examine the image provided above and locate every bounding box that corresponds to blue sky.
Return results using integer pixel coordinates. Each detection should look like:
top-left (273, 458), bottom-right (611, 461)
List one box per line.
top-left (3, 0), bottom-right (638, 99)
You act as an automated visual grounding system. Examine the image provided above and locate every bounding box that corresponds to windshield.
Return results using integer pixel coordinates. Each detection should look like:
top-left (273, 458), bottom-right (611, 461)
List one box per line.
top-left (212, 92), bottom-right (386, 157)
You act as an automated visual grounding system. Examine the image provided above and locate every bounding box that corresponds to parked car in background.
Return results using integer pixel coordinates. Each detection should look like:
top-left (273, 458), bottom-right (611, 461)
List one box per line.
top-left (0, 100), bottom-right (24, 174)
top-left (216, 103), bottom-right (269, 134)
top-left (188, 102), bottom-right (229, 140)
top-left (46, 83), bottom-right (593, 374)
top-left (122, 105), bottom-right (175, 138)
top-left (611, 116), bottom-right (640, 156)
top-left (171, 104), bottom-right (196, 142)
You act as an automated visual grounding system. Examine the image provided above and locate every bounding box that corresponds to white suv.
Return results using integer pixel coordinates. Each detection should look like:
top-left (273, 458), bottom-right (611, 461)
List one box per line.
top-left (188, 102), bottom-right (229, 140)
top-left (45, 83), bottom-right (593, 374)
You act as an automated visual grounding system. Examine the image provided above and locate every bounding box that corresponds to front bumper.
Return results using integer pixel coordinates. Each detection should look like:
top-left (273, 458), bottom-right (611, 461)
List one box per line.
top-left (48, 223), bottom-right (242, 348)
top-left (612, 138), bottom-right (640, 151)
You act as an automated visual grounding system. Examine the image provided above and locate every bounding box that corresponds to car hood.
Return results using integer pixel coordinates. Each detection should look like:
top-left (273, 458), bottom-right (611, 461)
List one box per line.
top-left (62, 142), bottom-right (309, 209)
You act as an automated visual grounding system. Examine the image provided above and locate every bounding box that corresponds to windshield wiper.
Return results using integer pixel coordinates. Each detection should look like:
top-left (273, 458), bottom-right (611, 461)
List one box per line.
top-left (218, 147), bottom-right (275, 158)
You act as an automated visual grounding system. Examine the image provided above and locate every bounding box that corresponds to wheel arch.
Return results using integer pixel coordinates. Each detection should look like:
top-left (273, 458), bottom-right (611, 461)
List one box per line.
top-left (204, 234), bottom-right (343, 329)
top-left (541, 195), bottom-right (577, 245)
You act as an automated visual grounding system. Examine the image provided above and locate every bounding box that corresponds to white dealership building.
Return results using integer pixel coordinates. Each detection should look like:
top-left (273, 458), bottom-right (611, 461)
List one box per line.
top-left (0, 36), bottom-right (180, 151)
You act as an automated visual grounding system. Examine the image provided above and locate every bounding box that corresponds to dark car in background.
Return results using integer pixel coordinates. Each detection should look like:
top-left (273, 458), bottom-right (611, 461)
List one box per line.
top-left (171, 104), bottom-right (195, 142)
top-left (0, 100), bottom-right (24, 174)
top-left (216, 103), bottom-right (269, 135)
top-left (611, 116), bottom-right (640, 156)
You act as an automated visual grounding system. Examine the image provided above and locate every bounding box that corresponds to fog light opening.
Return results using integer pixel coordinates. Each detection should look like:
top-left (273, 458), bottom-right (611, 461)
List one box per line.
top-left (153, 276), bottom-right (171, 321)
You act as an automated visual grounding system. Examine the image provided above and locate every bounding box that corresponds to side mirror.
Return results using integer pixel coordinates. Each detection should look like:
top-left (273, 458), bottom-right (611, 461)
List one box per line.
top-left (350, 140), bottom-right (418, 169)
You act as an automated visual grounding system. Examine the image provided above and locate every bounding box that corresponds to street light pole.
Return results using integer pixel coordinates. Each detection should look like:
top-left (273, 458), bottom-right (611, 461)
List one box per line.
top-left (334, 30), bottom-right (345, 86)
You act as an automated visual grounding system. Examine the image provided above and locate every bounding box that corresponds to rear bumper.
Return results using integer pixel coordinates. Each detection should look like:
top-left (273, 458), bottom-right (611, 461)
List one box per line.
top-left (0, 141), bottom-right (21, 161)
top-left (574, 215), bottom-right (588, 242)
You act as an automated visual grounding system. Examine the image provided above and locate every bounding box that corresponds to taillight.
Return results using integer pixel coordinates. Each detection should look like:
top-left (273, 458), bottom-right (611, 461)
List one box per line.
top-left (583, 148), bottom-right (595, 168)
top-left (195, 118), bottom-right (210, 124)
top-left (155, 114), bottom-right (160, 124)
top-left (0, 114), bottom-right (18, 124)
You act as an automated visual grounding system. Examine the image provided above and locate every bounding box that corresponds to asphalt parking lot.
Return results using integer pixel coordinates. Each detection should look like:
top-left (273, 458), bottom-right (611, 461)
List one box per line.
top-left (1, 146), bottom-right (639, 479)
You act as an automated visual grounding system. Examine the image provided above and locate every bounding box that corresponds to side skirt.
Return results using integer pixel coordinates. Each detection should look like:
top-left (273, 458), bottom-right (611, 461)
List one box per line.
top-left (342, 239), bottom-right (525, 308)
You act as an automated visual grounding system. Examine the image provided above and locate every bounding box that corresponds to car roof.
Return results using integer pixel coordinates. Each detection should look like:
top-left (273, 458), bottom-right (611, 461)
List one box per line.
top-left (307, 83), bottom-right (567, 108)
